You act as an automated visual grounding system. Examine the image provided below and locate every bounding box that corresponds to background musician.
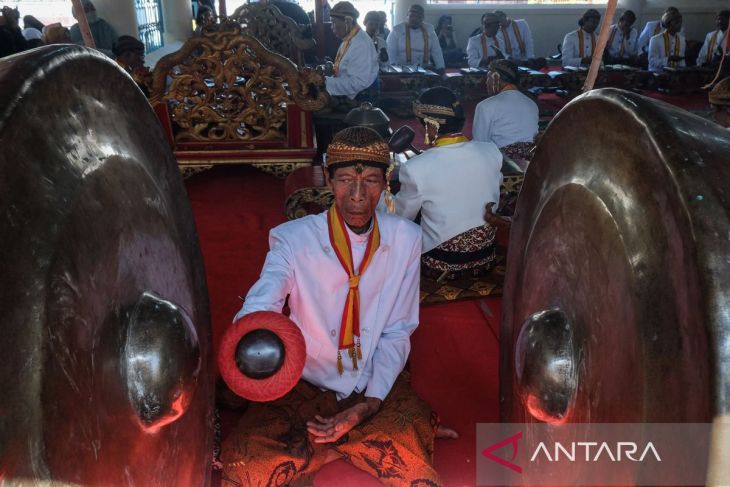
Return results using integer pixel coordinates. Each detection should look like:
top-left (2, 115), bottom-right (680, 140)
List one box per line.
top-left (387, 4), bottom-right (445, 75)
top-left (605, 10), bottom-right (639, 65)
top-left (648, 9), bottom-right (686, 72)
top-left (325, 1), bottom-right (379, 106)
top-left (561, 9), bottom-right (601, 67)
top-left (466, 12), bottom-right (502, 69)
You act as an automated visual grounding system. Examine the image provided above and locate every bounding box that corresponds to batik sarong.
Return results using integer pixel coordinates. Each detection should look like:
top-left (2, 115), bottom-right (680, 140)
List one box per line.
top-left (421, 224), bottom-right (497, 280)
top-left (221, 371), bottom-right (441, 487)
top-left (501, 141), bottom-right (535, 171)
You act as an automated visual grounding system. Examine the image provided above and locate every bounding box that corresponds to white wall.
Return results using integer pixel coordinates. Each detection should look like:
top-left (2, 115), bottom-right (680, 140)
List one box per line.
top-left (94, 0), bottom-right (137, 37)
top-left (161, 0), bottom-right (193, 45)
top-left (402, 0), bottom-right (729, 57)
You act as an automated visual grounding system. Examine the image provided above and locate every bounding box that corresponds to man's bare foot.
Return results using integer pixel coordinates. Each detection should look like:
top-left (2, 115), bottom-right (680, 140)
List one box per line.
top-left (436, 425), bottom-right (459, 439)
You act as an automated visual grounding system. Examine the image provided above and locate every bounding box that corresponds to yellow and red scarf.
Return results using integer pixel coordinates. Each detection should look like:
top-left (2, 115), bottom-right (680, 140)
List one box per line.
top-left (334, 25), bottom-right (361, 76)
top-left (663, 30), bottom-right (681, 67)
top-left (501, 20), bottom-right (526, 57)
top-left (481, 33), bottom-right (499, 60)
top-left (327, 204), bottom-right (380, 374)
top-left (406, 25), bottom-right (430, 64)
top-left (706, 30), bottom-right (720, 63)
top-left (577, 27), bottom-right (596, 59)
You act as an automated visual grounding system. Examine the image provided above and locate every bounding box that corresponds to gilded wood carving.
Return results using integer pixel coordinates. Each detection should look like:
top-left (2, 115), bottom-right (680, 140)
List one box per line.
top-left (231, 3), bottom-right (314, 64)
top-left (149, 23), bottom-right (327, 143)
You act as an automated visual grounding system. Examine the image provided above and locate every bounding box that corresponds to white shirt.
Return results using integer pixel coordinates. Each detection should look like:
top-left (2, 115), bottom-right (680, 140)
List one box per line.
top-left (466, 33), bottom-right (500, 68)
top-left (236, 211), bottom-right (421, 401)
top-left (496, 19), bottom-right (534, 60)
top-left (638, 20), bottom-right (662, 53)
top-left (648, 31), bottom-right (686, 72)
top-left (562, 28), bottom-right (597, 67)
top-left (386, 22), bottom-right (445, 70)
top-left (638, 20), bottom-right (684, 53)
top-left (697, 29), bottom-right (727, 66)
top-left (473, 89), bottom-right (539, 149)
top-left (606, 24), bottom-right (638, 58)
top-left (325, 28), bottom-right (379, 99)
top-left (395, 140), bottom-right (502, 253)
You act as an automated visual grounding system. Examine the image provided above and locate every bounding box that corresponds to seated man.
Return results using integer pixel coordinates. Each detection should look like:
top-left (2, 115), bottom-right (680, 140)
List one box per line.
top-left (387, 4), bottom-right (445, 74)
top-left (222, 126), bottom-right (453, 486)
top-left (709, 77), bottom-right (730, 128)
top-left (113, 35), bottom-right (150, 96)
top-left (472, 60), bottom-right (539, 170)
top-left (466, 13), bottom-right (502, 69)
top-left (378, 11), bottom-right (390, 39)
top-left (697, 10), bottom-right (729, 68)
top-left (325, 2), bottom-right (378, 103)
top-left (0, 6), bottom-right (27, 59)
top-left (605, 10), bottom-right (639, 64)
top-left (70, 0), bottom-right (118, 57)
top-left (637, 6), bottom-right (679, 56)
top-left (394, 87), bottom-right (503, 279)
top-left (494, 10), bottom-right (535, 64)
top-left (562, 9), bottom-right (601, 67)
top-left (364, 10), bottom-right (388, 67)
top-left (648, 9), bottom-right (685, 72)
top-left (436, 15), bottom-right (464, 67)
top-left (194, 5), bottom-right (214, 34)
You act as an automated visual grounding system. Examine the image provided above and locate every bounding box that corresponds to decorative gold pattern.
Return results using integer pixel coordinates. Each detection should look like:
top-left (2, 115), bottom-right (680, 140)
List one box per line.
top-left (252, 162), bottom-right (309, 179)
top-left (285, 187), bottom-right (335, 220)
top-left (420, 251), bottom-right (506, 305)
top-left (150, 23), bottom-right (328, 144)
top-left (434, 285), bottom-right (463, 300)
top-left (180, 165), bottom-right (214, 179)
top-left (469, 281), bottom-right (496, 295)
top-left (326, 144), bottom-right (391, 166)
top-left (412, 102), bottom-right (456, 119)
top-left (231, 3), bottom-right (314, 65)
top-left (501, 174), bottom-right (524, 197)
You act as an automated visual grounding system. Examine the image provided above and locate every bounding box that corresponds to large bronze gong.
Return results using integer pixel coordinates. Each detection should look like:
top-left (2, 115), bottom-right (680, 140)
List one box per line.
top-left (0, 46), bottom-right (213, 483)
top-left (501, 88), bottom-right (730, 425)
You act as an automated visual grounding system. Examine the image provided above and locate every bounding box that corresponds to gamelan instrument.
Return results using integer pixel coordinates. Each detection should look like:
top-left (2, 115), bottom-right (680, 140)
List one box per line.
top-left (0, 45), bottom-right (213, 484)
top-left (501, 87), bottom-right (730, 482)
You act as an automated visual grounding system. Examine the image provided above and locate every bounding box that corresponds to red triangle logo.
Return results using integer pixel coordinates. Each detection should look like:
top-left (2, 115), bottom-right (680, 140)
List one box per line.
top-left (481, 431), bottom-right (523, 474)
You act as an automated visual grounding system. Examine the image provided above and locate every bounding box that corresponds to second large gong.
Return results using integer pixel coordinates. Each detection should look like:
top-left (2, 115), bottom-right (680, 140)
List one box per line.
top-left (501, 88), bottom-right (730, 427)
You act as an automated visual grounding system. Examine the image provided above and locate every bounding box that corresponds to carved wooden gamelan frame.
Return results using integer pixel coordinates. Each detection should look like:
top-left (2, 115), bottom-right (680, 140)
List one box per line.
top-left (149, 22), bottom-right (328, 177)
top-left (230, 2), bottom-right (314, 66)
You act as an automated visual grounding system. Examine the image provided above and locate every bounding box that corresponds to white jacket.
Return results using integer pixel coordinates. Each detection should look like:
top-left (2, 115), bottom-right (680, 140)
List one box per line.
top-left (386, 22), bottom-right (445, 70)
top-left (496, 19), bottom-right (534, 60)
top-left (325, 28), bottom-right (379, 99)
top-left (395, 140), bottom-right (503, 253)
top-left (236, 211), bottom-right (421, 401)
top-left (648, 31), bottom-right (686, 72)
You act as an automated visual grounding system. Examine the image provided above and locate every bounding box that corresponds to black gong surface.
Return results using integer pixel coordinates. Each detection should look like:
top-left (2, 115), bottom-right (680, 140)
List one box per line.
top-left (0, 45), bottom-right (213, 484)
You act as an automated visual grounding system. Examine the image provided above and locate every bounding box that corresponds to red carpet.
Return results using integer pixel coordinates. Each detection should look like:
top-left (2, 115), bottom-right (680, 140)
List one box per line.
top-left (185, 165), bottom-right (500, 486)
top-left (184, 165), bottom-right (288, 373)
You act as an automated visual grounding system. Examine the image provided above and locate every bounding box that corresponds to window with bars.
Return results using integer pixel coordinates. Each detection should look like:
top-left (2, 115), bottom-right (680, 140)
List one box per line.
top-left (136, 0), bottom-right (164, 53)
